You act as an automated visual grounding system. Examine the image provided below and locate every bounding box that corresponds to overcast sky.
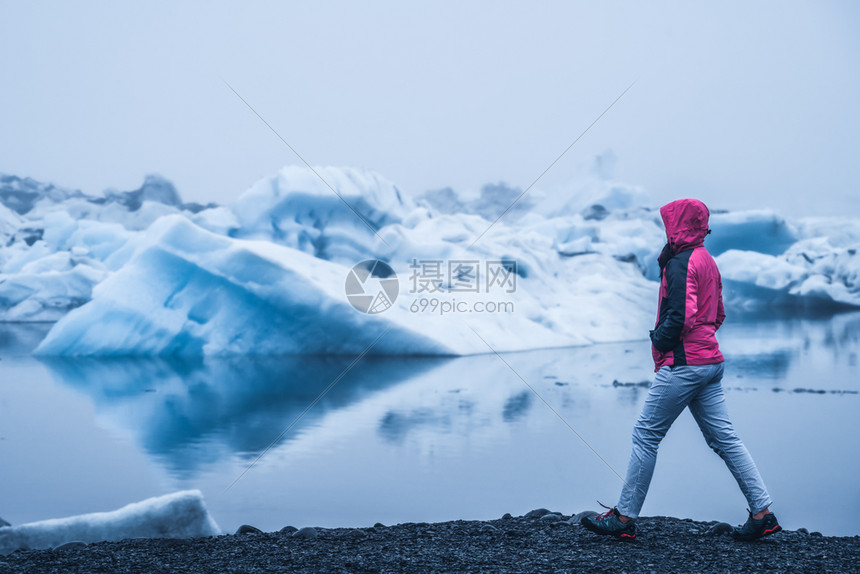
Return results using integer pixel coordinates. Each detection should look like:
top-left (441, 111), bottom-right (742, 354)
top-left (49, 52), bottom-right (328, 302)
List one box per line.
top-left (2, 1), bottom-right (858, 217)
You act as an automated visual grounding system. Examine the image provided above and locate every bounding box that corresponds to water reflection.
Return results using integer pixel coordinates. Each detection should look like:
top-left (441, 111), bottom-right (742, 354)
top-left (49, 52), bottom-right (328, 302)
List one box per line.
top-left (3, 313), bottom-right (857, 535)
top-left (502, 391), bottom-right (533, 422)
top-left (35, 341), bottom-right (657, 477)
top-left (40, 355), bottom-right (450, 476)
top-left (33, 312), bottom-right (860, 479)
top-left (718, 311), bottom-right (860, 389)
top-left (723, 350), bottom-right (793, 379)
top-left (379, 408), bottom-right (456, 444)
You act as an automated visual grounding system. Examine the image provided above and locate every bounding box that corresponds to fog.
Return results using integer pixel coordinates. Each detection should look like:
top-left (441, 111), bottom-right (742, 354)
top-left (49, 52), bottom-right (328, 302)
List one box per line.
top-left (2, 1), bottom-right (858, 216)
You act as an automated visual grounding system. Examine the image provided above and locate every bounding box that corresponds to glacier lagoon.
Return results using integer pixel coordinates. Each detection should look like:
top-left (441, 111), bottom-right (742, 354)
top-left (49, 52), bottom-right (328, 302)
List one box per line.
top-left (2, 164), bottom-right (859, 542)
top-left (1, 313), bottom-right (857, 537)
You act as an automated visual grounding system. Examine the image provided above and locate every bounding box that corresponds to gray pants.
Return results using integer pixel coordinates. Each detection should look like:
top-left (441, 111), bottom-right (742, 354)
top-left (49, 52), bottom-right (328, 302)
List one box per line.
top-left (616, 362), bottom-right (773, 518)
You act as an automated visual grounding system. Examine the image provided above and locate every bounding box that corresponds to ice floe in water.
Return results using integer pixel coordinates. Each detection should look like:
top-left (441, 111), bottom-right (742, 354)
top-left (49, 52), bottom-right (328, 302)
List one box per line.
top-left (0, 490), bottom-right (220, 554)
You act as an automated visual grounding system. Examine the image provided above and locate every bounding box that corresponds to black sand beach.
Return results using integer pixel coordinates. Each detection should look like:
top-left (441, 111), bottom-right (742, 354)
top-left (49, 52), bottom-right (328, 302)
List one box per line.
top-left (2, 511), bottom-right (857, 573)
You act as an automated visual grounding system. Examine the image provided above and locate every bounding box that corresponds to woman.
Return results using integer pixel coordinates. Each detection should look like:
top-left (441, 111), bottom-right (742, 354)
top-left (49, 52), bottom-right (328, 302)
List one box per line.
top-left (581, 198), bottom-right (780, 541)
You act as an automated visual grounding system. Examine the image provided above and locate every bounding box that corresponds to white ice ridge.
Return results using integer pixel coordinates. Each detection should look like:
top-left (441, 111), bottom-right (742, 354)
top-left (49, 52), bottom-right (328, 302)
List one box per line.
top-left (0, 490), bottom-right (221, 554)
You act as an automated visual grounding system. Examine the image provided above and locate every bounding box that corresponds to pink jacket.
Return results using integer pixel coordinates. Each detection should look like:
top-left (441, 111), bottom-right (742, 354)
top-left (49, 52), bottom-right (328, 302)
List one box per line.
top-left (650, 199), bottom-right (726, 371)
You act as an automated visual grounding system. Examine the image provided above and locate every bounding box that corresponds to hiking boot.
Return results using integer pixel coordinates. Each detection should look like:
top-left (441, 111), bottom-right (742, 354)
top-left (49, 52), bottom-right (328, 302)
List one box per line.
top-left (581, 504), bottom-right (636, 540)
top-left (732, 509), bottom-right (782, 541)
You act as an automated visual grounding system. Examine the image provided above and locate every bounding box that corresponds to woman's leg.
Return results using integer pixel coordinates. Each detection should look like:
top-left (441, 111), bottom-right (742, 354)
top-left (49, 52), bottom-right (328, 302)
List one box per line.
top-left (616, 365), bottom-right (707, 518)
top-left (687, 363), bottom-right (774, 514)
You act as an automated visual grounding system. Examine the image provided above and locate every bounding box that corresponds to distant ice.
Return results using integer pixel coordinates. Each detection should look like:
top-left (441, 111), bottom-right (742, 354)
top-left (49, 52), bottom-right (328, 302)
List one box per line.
top-left (0, 490), bottom-right (220, 554)
top-left (717, 235), bottom-right (860, 311)
top-left (2, 163), bottom-right (858, 354)
top-left (0, 174), bottom-right (203, 321)
top-left (706, 210), bottom-right (798, 256)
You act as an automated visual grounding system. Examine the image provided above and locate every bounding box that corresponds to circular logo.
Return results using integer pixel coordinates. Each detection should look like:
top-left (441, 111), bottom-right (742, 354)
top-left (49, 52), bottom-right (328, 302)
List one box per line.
top-left (345, 259), bottom-right (399, 314)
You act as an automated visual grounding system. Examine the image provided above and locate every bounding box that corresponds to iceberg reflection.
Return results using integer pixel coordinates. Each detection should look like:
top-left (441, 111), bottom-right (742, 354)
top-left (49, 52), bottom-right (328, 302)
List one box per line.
top-left (37, 313), bottom-right (860, 482)
top-left (40, 354), bottom-right (450, 477)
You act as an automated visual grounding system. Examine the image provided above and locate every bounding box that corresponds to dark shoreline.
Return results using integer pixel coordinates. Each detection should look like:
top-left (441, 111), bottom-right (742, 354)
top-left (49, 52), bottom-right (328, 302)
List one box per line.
top-left (2, 511), bottom-right (858, 574)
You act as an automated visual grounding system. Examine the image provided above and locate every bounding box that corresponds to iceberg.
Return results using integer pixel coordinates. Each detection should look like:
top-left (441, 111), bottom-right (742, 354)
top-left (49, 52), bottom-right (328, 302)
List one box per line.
top-left (35, 215), bottom-right (452, 355)
top-left (4, 161), bottom-right (859, 353)
top-left (717, 238), bottom-right (860, 311)
top-left (0, 203), bottom-right (23, 248)
top-left (0, 490), bottom-right (220, 554)
top-left (227, 165), bottom-right (413, 265)
top-left (0, 174), bottom-right (210, 321)
top-left (0, 263), bottom-right (107, 321)
top-left (35, 212), bottom-right (656, 355)
top-left (713, 212), bottom-right (860, 311)
top-left (706, 210), bottom-right (798, 256)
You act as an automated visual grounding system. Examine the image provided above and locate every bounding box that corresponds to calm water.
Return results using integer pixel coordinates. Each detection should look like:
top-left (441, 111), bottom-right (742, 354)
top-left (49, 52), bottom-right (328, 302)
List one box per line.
top-left (0, 314), bottom-right (858, 536)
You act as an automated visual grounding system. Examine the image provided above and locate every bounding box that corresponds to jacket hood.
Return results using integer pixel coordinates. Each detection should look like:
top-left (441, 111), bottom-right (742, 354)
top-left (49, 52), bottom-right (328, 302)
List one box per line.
top-left (660, 199), bottom-right (710, 252)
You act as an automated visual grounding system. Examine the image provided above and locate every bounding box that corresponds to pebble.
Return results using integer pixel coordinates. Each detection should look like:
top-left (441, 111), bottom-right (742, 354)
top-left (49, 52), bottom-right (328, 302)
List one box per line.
top-left (53, 541), bottom-right (87, 551)
top-left (525, 508), bottom-right (551, 519)
top-left (235, 524), bottom-right (263, 535)
top-left (293, 527), bottom-right (318, 539)
top-left (811, 531), bottom-right (823, 537)
top-left (480, 524), bottom-right (498, 533)
top-left (280, 526), bottom-right (298, 534)
top-left (798, 528), bottom-right (809, 535)
top-left (373, 522), bottom-right (386, 528)
top-left (158, 538), bottom-right (191, 547)
top-left (502, 513), bottom-right (512, 520)
top-left (539, 513), bottom-right (563, 523)
top-left (570, 511), bottom-right (598, 525)
top-left (706, 522), bottom-right (733, 536)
